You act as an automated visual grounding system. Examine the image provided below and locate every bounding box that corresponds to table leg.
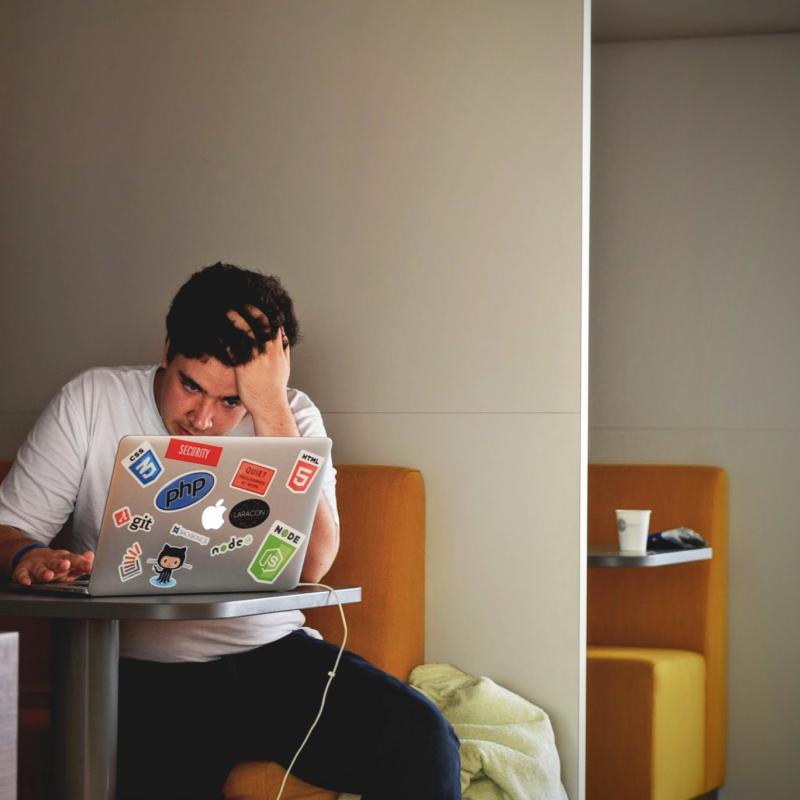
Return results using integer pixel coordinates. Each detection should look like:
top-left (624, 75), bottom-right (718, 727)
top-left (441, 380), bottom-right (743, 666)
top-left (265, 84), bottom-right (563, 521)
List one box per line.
top-left (51, 618), bottom-right (119, 800)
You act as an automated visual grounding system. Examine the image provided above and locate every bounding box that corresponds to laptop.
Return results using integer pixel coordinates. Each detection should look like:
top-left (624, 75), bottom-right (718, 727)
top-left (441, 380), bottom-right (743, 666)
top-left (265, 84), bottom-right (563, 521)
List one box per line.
top-left (13, 435), bottom-right (331, 596)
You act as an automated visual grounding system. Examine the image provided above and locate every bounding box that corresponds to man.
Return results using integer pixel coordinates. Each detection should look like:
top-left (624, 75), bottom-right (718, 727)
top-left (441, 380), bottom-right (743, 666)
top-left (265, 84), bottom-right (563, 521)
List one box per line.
top-left (0, 263), bottom-right (460, 800)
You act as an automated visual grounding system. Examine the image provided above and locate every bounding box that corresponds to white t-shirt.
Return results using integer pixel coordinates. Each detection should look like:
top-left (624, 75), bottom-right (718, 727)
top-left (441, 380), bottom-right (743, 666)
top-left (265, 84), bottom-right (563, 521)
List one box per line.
top-left (0, 365), bottom-right (339, 662)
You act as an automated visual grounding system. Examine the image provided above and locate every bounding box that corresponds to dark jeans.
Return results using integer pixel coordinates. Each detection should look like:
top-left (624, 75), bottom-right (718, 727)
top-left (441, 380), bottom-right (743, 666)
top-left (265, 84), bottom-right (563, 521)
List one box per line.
top-left (117, 630), bottom-right (461, 800)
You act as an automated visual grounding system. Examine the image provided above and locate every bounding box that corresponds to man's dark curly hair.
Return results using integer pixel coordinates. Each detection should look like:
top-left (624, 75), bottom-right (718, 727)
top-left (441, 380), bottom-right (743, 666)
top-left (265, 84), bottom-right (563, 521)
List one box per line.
top-left (165, 262), bottom-right (300, 365)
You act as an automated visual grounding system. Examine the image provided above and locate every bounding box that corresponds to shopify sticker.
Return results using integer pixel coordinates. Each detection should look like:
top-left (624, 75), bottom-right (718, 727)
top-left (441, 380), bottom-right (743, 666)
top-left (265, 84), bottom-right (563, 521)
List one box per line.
top-left (247, 521), bottom-right (307, 584)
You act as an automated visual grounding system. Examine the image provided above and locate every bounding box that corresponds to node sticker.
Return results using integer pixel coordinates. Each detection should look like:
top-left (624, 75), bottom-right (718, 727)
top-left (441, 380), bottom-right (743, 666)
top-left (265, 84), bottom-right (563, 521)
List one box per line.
top-left (286, 451), bottom-right (324, 494)
top-left (230, 459), bottom-right (277, 496)
top-left (121, 441), bottom-right (163, 487)
top-left (247, 521), bottom-right (307, 584)
top-left (165, 438), bottom-right (223, 467)
top-left (118, 542), bottom-right (143, 582)
top-left (169, 523), bottom-right (210, 546)
top-left (210, 534), bottom-right (253, 557)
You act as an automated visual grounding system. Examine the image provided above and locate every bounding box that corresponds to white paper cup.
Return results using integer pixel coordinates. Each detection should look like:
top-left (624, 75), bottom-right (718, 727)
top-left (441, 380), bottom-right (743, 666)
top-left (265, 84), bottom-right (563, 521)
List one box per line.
top-left (616, 509), bottom-right (652, 554)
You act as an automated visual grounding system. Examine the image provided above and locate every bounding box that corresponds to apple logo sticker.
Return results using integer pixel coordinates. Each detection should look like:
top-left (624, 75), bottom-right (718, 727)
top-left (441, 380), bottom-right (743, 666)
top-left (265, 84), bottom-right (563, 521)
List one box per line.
top-left (201, 498), bottom-right (227, 530)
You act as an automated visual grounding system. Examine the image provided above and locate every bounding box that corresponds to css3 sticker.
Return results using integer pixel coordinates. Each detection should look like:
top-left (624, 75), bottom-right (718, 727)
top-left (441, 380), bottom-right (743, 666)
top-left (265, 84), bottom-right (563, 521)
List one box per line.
top-left (286, 451), bottom-right (324, 494)
top-left (247, 521), bottom-right (307, 584)
top-left (121, 442), bottom-right (163, 487)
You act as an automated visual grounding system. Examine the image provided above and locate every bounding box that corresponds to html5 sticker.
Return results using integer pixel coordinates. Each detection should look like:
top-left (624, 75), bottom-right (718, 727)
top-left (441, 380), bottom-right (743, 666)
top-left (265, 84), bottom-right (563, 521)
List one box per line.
top-left (121, 441), bottom-right (163, 487)
top-left (286, 450), bottom-right (324, 494)
top-left (230, 459), bottom-right (277, 496)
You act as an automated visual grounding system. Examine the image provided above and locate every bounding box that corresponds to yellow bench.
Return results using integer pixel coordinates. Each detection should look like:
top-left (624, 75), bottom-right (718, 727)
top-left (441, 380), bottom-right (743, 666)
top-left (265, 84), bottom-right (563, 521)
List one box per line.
top-left (587, 464), bottom-right (727, 800)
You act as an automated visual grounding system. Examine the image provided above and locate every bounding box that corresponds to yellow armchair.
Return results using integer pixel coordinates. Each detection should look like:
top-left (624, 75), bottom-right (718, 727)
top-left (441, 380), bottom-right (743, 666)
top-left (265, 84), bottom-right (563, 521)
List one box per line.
top-left (587, 464), bottom-right (728, 800)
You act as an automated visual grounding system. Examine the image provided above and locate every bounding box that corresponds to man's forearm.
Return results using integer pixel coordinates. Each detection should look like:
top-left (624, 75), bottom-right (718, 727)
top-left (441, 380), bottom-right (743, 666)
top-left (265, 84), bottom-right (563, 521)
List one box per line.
top-left (301, 498), bottom-right (340, 583)
top-left (0, 524), bottom-right (39, 579)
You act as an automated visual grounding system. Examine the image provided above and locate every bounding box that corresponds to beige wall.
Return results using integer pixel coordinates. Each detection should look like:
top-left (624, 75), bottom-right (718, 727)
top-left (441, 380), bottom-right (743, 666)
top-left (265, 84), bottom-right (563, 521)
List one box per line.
top-left (2, 1), bottom-right (588, 795)
top-left (591, 33), bottom-right (800, 799)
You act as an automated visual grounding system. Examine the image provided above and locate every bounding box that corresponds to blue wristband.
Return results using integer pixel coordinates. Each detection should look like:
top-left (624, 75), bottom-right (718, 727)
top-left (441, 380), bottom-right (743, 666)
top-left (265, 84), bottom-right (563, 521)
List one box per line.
top-left (10, 542), bottom-right (48, 573)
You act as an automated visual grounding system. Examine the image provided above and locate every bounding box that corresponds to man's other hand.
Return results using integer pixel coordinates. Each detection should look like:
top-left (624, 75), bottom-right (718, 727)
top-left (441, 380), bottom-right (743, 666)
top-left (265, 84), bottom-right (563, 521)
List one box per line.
top-left (12, 548), bottom-right (94, 585)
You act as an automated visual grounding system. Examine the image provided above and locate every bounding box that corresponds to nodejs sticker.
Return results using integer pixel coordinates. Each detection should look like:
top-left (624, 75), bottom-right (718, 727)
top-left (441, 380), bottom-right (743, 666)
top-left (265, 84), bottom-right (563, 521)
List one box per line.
top-left (247, 521), bottom-right (307, 584)
top-left (286, 450), bottom-right (324, 494)
top-left (147, 543), bottom-right (193, 589)
top-left (210, 534), bottom-right (253, 557)
top-left (118, 541), bottom-right (143, 582)
top-left (121, 441), bottom-right (163, 487)
top-left (229, 499), bottom-right (269, 529)
top-left (154, 471), bottom-right (216, 512)
top-left (165, 438), bottom-right (223, 467)
top-left (170, 523), bottom-right (210, 546)
top-left (230, 459), bottom-right (277, 496)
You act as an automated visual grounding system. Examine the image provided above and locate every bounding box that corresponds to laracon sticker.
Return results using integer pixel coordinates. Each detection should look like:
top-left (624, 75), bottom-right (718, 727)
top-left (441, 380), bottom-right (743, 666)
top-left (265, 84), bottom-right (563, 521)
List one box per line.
top-left (230, 459), bottom-right (277, 496)
top-left (286, 451), bottom-right (324, 494)
top-left (247, 521), bottom-right (307, 584)
top-left (210, 534), bottom-right (253, 557)
top-left (154, 471), bottom-right (216, 512)
top-left (118, 542), bottom-right (143, 582)
top-left (169, 523), bottom-right (210, 546)
top-left (147, 543), bottom-right (193, 589)
top-left (230, 499), bottom-right (269, 529)
top-left (165, 438), bottom-right (223, 467)
top-left (121, 442), bottom-right (164, 487)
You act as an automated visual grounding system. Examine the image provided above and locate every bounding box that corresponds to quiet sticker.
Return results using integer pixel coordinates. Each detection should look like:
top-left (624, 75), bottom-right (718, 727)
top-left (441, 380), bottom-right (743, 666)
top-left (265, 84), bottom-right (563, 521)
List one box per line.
top-left (230, 459), bottom-right (277, 496)
top-left (165, 438), bottom-right (223, 467)
top-left (247, 521), bottom-right (307, 584)
top-left (286, 451), bottom-right (324, 494)
top-left (121, 441), bottom-right (163, 487)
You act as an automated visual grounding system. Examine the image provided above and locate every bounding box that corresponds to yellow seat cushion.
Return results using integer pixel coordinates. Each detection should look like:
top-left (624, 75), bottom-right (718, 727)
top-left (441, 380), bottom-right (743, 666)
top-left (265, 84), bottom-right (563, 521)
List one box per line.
top-left (587, 646), bottom-right (706, 800)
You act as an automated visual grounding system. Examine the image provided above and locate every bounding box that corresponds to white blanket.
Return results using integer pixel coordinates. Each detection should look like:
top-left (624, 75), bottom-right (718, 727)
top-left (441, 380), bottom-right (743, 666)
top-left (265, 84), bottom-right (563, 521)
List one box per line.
top-left (339, 663), bottom-right (568, 800)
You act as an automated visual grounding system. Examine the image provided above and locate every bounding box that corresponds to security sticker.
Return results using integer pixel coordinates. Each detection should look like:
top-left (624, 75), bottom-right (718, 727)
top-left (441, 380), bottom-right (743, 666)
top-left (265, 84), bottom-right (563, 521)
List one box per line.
top-left (121, 441), bottom-right (164, 487)
top-left (247, 521), bottom-right (307, 584)
top-left (286, 451), bottom-right (324, 494)
top-left (118, 542), bottom-right (143, 582)
top-left (147, 543), bottom-right (193, 589)
top-left (230, 459), bottom-right (277, 496)
top-left (169, 523), bottom-right (210, 546)
top-left (165, 438), bottom-right (223, 467)
top-left (113, 507), bottom-right (132, 527)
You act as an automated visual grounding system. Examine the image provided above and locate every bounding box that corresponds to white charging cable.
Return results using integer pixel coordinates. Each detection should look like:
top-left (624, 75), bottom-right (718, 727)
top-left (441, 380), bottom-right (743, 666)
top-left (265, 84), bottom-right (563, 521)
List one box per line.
top-left (274, 582), bottom-right (349, 800)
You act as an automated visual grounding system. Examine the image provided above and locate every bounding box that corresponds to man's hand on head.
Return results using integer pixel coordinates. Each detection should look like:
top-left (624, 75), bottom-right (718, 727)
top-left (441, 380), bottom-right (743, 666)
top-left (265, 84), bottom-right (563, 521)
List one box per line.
top-left (226, 306), bottom-right (297, 436)
top-left (12, 548), bottom-right (94, 586)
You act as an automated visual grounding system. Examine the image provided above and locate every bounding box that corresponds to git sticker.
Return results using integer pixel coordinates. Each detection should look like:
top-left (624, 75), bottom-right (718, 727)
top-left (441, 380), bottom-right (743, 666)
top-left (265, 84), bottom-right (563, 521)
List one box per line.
top-left (230, 459), bottom-right (277, 496)
top-left (121, 441), bottom-right (163, 487)
top-left (247, 521), bottom-right (307, 584)
top-left (118, 542), bottom-right (143, 582)
top-left (286, 451), bottom-right (324, 494)
top-left (113, 507), bottom-right (132, 527)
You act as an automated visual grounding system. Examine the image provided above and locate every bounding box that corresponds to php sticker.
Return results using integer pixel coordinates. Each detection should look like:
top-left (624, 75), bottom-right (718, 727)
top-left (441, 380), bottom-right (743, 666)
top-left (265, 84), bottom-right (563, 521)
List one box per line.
top-left (247, 521), bottom-right (307, 584)
top-left (230, 499), bottom-right (269, 529)
top-left (121, 441), bottom-right (163, 487)
top-left (286, 451), bottom-right (324, 494)
top-left (169, 523), bottom-right (210, 546)
top-left (154, 471), bottom-right (216, 512)
top-left (118, 542), bottom-right (143, 582)
top-left (230, 459), bottom-right (277, 496)
top-left (165, 438), bottom-right (223, 467)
